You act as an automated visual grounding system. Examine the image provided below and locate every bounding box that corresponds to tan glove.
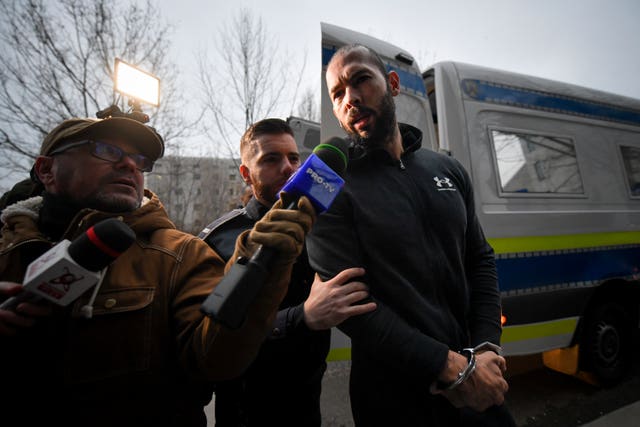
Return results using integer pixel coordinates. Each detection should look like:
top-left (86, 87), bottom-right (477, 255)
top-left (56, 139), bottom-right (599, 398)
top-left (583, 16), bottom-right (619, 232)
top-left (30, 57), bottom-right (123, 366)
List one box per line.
top-left (247, 194), bottom-right (316, 265)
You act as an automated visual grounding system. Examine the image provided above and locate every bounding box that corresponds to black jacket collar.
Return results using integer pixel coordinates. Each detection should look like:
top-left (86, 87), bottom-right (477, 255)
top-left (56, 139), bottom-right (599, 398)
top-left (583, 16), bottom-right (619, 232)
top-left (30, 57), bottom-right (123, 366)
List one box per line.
top-left (244, 196), bottom-right (271, 221)
top-left (348, 123), bottom-right (423, 166)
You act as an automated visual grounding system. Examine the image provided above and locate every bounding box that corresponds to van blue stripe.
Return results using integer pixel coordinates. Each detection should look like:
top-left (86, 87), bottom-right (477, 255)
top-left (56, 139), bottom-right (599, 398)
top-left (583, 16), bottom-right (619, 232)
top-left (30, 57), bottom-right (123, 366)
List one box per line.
top-left (496, 245), bottom-right (640, 292)
top-left (322, 47), bottom-right (336, 69)
top-left (322, 46), bottom-right (427, 96)
top-left (387, 65), bottom-right (427, 96)
top-left (461, 79), bottom-right (640, 127)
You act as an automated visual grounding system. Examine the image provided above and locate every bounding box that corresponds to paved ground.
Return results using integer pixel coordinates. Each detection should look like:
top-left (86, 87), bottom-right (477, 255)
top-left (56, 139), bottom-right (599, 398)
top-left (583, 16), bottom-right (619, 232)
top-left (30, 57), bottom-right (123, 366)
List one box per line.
top-left (204, 361), bottom-right (353, 426)
top-left (319, 361), bottom-right (354, 426)
top-left (206, 357), bottom-right (640, 426)
top-left (580, 401), bottom-right (640, 427)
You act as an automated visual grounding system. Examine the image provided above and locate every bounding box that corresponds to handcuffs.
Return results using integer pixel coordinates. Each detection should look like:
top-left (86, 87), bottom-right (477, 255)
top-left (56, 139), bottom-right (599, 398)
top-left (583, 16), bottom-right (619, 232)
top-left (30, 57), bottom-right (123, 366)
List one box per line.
top-left (436, 341), bottom-right (503, 391)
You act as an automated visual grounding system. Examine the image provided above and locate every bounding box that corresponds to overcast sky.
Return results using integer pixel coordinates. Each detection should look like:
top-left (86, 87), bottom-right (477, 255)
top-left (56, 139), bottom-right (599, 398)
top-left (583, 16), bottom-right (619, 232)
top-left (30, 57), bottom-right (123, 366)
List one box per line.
top-left (161, 0), bottom-right (640, 101)
top-left (2, 0), bottom-right (638, 193)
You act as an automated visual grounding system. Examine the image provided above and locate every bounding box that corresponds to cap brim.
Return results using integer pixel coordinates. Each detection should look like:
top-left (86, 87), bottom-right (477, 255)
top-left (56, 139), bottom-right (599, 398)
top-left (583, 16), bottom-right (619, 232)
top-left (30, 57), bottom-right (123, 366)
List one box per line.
top-left (74, 117), bottom-right (164, 161)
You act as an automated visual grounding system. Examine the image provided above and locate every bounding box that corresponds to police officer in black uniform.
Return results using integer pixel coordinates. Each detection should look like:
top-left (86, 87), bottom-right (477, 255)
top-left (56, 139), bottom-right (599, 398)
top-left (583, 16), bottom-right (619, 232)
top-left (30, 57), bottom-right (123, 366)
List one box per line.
top-left (199, 118), bottom-right (375, 427)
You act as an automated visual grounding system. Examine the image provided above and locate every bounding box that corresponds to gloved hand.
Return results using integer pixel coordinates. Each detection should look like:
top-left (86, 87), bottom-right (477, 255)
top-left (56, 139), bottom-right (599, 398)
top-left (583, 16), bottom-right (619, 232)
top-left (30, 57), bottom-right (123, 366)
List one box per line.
top-left (247, 194), bottom-right (316, 265)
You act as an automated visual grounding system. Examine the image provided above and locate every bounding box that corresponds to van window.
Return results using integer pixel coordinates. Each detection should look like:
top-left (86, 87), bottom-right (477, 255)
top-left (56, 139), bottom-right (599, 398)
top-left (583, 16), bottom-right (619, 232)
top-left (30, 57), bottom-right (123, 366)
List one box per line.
top-left (395, 92), bottom-right (431, 141)
top-left (490, 129), bottom-right (584, 195)
top-left (303, 128), bottom-right (320, 151)
top-left (620, 145), bottom-right (640, 197)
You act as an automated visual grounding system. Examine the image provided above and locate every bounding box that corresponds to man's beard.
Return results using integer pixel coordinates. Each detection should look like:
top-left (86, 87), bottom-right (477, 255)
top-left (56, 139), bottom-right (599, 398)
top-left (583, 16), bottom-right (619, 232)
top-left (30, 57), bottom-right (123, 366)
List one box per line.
top-left (54, 189), bottom-right (141, 214)
top-left (344, 89), bottom-right (396, 150)
top-left (62, 191), bottom-right (141, 212)
top-left (254, 183), bottom-right (280, 206)
top-left (87, 192), bottom-right (141, 212)
top-left (252, 174), bottom-right (290, 207)
top-left (56, 171), bottom-right (142, 213)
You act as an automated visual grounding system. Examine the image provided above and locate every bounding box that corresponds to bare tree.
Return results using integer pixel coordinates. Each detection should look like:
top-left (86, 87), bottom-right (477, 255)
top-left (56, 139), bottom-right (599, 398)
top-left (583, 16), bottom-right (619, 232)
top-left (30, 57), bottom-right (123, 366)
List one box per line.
top-left (0, 0), bottom-right (194, 190)
top-left (197, 8), bottom-right (307, 160)
top-left (149, 156), bottom-right (203, 233)
top-left (296, 87), bottom-right (320, 123)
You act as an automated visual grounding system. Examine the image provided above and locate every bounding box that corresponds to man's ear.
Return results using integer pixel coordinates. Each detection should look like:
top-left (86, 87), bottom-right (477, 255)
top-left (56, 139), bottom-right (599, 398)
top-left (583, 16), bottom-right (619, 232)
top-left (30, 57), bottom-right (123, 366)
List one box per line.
top-left (34, 156), bottom-right (55, 186)
top-left (388, 71), bottom-right (400, 96)
top-left (239, 164), bottom-right (252, 185)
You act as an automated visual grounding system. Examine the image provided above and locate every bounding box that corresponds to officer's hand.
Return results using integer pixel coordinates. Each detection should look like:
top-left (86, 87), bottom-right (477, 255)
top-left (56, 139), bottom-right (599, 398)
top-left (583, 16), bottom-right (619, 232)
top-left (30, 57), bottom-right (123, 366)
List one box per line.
top-left (303, 268), bottom-right (377, 330)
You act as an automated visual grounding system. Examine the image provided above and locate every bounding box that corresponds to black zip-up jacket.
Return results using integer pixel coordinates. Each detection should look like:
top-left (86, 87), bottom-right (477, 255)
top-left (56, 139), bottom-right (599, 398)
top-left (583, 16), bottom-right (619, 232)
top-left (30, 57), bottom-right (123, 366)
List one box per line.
top-left (200, 197), bottom-right (330, 426)
top-left (306, 124), bottom-right (501, 425)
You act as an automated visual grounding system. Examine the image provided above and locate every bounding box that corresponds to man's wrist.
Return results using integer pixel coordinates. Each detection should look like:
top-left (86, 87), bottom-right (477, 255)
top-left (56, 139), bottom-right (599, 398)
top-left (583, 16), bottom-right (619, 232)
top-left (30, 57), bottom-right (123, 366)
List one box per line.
top-left (436, 348), bottom-right (477, 391)
top-left (473, 341), bottom-right (503, 355)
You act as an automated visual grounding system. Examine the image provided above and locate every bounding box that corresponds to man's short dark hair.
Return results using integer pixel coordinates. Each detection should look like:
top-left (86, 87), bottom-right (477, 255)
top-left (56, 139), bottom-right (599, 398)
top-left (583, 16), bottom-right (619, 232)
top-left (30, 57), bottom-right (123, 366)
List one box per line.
top-left (329, 44), bottom-right (388, 79)
top-left (240, 118), bottom-right (295, 162)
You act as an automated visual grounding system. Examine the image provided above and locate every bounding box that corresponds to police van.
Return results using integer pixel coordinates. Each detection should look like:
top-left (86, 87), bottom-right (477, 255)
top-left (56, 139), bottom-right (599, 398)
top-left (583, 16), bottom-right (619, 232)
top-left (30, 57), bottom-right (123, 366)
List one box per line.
top-left (293, 22), bottom-right (640, 385)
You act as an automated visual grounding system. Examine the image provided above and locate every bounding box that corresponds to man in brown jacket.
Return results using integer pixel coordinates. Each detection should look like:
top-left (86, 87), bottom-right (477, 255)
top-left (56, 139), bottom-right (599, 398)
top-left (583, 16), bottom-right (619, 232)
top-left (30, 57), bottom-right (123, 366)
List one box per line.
top-left (0, 116), bottom-right (315, 427)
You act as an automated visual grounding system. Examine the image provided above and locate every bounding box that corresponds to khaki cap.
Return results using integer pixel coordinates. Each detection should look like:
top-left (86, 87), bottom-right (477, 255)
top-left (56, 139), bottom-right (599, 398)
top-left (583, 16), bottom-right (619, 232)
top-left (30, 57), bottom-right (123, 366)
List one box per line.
top-left (40, 117), bottom-right (164, 161)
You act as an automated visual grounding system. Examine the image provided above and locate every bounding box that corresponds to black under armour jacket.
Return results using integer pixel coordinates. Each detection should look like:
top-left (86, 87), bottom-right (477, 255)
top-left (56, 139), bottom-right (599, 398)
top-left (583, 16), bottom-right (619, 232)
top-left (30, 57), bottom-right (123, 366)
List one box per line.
top-left (306, 124), bottom-right (501, 425)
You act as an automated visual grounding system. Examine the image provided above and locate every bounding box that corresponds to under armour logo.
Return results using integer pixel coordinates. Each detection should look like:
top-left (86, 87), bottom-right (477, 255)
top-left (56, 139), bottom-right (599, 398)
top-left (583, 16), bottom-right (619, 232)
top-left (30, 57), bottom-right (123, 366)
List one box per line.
top-left (433, 176), bottom-right (456, 191)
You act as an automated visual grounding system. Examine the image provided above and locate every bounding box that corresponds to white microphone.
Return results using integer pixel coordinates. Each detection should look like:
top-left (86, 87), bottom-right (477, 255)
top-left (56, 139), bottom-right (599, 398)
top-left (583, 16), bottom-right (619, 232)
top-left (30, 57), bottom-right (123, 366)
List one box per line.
top-left (0, 218), bottom-right (135, 310)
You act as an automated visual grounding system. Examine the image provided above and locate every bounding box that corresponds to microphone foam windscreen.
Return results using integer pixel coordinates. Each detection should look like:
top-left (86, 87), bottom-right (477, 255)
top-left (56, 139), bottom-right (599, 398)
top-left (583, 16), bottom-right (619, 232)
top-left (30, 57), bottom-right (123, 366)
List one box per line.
top-left (68, 218), bottom-right (136, 271)
top-left (312, 137), bottom-right (349, 177)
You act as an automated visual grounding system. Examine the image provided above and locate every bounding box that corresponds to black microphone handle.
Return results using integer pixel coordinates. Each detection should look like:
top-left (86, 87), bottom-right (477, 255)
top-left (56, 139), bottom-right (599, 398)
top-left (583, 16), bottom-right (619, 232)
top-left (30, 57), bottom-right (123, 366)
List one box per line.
top-left (0, 291), bottom-right (40, 311)
top-left (200, 198), bottom-right (298, 329)
top-left (234, 195), bottom-right (297, 285)
top-left (200, 245), bottom-right (274, 329)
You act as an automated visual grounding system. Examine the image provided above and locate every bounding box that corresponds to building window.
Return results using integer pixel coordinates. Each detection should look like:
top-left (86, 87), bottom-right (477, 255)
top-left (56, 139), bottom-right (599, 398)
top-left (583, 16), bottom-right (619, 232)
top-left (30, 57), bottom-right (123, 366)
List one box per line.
top-left (490, 129), bottom-right (584, 195)
top-left (620, 145), bottom-right (640, 197)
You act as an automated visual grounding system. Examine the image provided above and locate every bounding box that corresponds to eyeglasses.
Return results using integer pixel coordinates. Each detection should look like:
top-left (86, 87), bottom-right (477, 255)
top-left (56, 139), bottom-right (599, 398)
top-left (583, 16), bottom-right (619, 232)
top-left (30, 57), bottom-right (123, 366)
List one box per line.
top-left (49, 140), bottom-right (154, 172)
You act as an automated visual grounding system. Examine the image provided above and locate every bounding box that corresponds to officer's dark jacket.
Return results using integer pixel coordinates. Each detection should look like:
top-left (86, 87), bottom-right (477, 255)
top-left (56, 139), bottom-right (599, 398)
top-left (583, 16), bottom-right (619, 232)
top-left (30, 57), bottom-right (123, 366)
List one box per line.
top-left (199, 196), bottom-right (330, 425)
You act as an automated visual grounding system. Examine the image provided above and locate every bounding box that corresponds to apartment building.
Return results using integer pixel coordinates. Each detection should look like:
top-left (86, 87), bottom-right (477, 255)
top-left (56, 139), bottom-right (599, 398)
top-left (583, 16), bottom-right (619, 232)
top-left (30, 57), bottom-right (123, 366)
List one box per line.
top-left (146, 155), bottom-right (247, 235)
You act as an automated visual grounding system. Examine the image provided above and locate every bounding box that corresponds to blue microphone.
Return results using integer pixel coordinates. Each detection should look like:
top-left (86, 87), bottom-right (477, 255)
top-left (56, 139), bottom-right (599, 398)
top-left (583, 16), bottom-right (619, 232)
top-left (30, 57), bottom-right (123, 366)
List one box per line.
top-left (279, 139), bottom-right (347, 212)
top-left (200, 137), bottom-right (349, 329)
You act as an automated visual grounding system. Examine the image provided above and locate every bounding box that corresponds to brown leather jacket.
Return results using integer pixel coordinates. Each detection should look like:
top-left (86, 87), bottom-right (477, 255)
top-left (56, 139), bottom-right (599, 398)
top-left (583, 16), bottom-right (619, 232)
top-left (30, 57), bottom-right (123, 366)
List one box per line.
top-left (0, 190), bottom-right (293, 426)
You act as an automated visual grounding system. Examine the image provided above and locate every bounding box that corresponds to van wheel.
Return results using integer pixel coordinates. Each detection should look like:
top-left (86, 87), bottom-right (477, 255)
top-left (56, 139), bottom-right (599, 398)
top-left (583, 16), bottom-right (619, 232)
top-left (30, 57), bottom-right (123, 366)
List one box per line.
top-left (581, 302), bottom-right (632, 384)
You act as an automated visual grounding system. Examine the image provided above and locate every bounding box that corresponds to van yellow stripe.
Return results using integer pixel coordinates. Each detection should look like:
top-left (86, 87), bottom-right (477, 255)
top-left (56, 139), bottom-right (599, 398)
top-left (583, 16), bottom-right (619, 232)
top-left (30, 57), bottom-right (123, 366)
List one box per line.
top-left (501, 318), bottom-right (578, 343)
top-left (326, 319), bottom-right (579, 361)
top-left (327, 347), bottom-right (351, 362)
top-left (488, 231), bottom-right (640, 254)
